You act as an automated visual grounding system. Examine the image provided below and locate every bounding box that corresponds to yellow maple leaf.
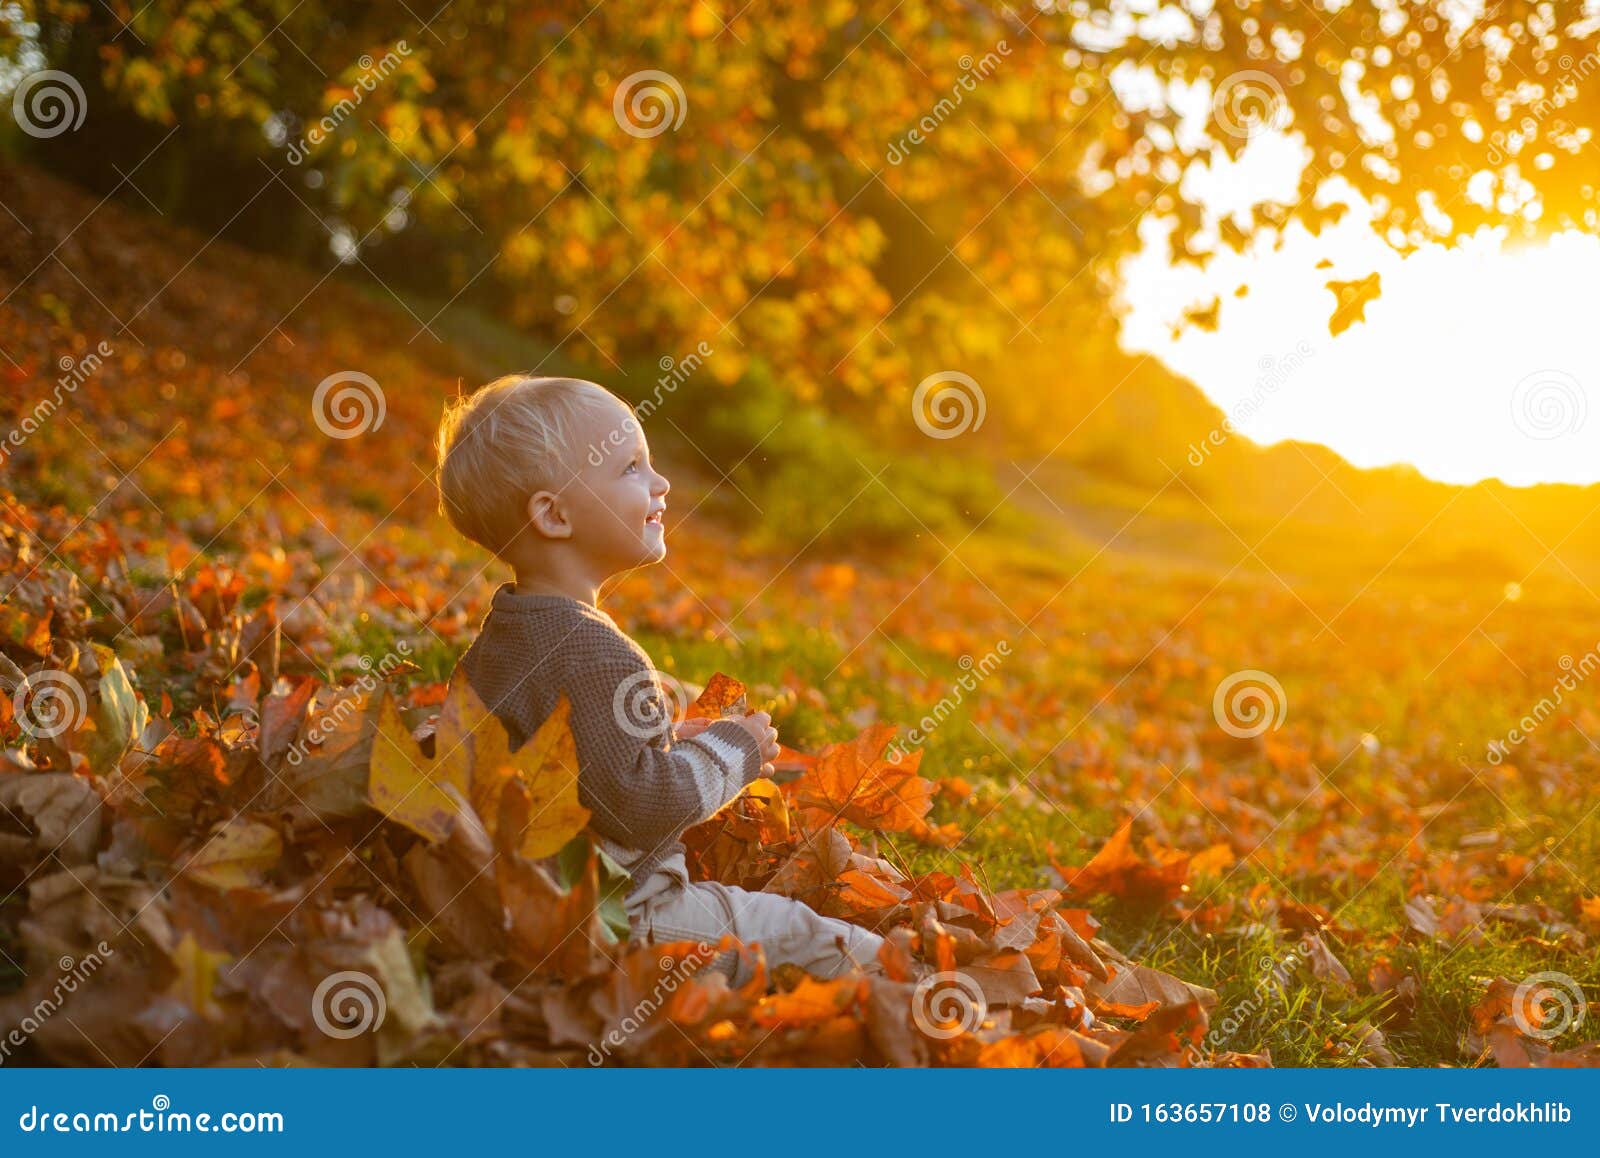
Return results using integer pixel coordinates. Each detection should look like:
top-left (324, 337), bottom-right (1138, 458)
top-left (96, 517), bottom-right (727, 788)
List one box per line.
top-left (368, 688), bottom-right (461, 842)
top-left (367, 679), bottom-right (588, 857)
top-left (183, 817), bottom-right (282, 890)
top-left (499, 695), bottom-right (590, 859)
top-left (165, 932), bottom-right (232, 1021)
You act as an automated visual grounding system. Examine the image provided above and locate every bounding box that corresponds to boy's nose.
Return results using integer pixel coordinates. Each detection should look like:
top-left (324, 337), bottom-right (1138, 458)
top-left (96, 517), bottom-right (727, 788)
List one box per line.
top-left (652, 471), bottom-right (670, 496)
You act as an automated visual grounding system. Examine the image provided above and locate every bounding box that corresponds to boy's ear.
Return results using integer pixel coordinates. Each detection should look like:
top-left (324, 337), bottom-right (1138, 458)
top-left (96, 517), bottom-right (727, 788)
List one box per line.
top-left (526, 490), bottom-right (572, 539)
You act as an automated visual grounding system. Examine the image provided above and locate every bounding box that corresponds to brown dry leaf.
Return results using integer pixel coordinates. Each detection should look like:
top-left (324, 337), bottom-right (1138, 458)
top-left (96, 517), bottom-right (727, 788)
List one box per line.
top-left (1106, 1000), bottom-right (1210, 1066)
top-left (1057, 820), bottom-right (1192, 907)
top-left (268, 682), bottom-right (383, 823)
top-left (227, 901), bottom-right (442, 1065)
top-left (1464, 977), bottom-right (1552, 1067)
top-left (963, 950), bottom-right (1043, 1007)
top-left (1087, 947), bottom-right (1219, 1019)
top-left (1051, 911), bottom-right (1110, 982)
top-left (494, 780), bottom-right (610, 977)
top-left (4, 867), bottom-right (182, 1065)
top-left (256, 676), bottom-right (318, 769)
top-left (988, 889), bottom-right (1049, 952)
top-left (862, 977), bottom-right (930, 1067)
top-left (1299, 932), bottom-right (1354, 991)
top-left (1403, 893), bottom-right (1439, 938)
top-left (682, 777), bottom-right (798, 887)
top-left (1214, 1049), bottom-right (1275, 1067)
top-left (402, 792), bottom-right (509, 961)
top-left (1367, 955), bottom-right (1421, 1029)
top-left (0, 771), bottom-right (102, 868)
top-left (977, 1027), bottom-right (1100, 1067)
top-left (752, 975), bottom-right (862, 1029)
top-left (1578, 896), bottom-right (1600, 929)
top-left (1538, 1042), bottom-right (1600, 1067)
top-left (1351, 1020), bottom-right (1398, 1066)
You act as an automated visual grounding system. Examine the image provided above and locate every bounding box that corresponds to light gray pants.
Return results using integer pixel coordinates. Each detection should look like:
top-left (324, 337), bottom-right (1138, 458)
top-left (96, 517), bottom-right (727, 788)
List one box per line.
top-left (625, 867), bottom-right (885, 987)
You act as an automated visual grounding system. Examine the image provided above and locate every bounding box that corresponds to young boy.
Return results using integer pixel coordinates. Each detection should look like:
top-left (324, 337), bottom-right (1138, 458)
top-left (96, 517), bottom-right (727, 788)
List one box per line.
top-left (435, 375), bottom-right (886, 985)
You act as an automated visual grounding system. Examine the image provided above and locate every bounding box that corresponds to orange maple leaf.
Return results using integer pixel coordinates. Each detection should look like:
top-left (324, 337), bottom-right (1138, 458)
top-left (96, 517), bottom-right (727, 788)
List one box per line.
top-left (790, 723), bottom-right (935, 837)
top-left (1056, 820), bottom-right (1192, 906)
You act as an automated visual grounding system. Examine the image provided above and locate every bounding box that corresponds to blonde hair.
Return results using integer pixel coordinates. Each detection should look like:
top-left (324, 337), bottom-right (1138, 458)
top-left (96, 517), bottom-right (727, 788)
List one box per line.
top-left (435, 375), bottom-right (622, 555)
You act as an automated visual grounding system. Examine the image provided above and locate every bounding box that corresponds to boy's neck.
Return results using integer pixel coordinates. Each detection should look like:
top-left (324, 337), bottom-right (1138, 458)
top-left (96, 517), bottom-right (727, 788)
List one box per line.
top-left (509, 564), bottom-right (601, 606)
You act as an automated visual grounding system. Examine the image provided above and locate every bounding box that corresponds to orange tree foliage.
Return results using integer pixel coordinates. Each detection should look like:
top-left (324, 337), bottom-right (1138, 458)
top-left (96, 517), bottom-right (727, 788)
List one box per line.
top-left (9, 1), bottom-right (1600, 426)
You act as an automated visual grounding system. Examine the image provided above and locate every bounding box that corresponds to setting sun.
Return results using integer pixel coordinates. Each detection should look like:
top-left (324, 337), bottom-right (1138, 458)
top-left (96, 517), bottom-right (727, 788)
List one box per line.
top-left (1122, 181), bottom-right (1600, 487)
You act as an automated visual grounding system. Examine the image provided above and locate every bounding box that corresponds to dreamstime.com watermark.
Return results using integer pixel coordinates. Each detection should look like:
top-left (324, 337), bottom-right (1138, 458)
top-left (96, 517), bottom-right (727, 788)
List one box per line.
top-left (910, 969), bottom-right (987, 1039)
top-left (10, 68), bottom-right (86, 138)
top-left (1187, 341), bottom-right (1314, 466)
top-left (1483, 645), bottom-right (1600, 765)
top-left (886, 642), bottom-right (1011, 765)
top-left (16, 1095), bottom-right (283, 1134)
top-left (1211, 69), bottom-right (1290, 140)
top-left (885, 42), bottom-right (1011, 164)
top-left (1487, 49), bottom-right (1600, 165)
top-left (0, 341), bottom-right (113, 467)
top-left (1, 941), bottom-right (114, 1063)
top-left (311, 370), bottom-right (386, 439)
top-left (284, 643), bottom-right (413, 767)
top-left (586, 341), bottom-right (713, 466)
top-left (1512, 971), bottom-right (1586, 1041)
top-left (1204, 938), bottom-right (1315, 1051)
top-left (1212, 669), bottom-right (1287, 739)
top-left (1508, 368), bottom-right (1586, 441)
top-left (613, 70), bottom-right (687, 138)
top-left (264, 43), bottom-right (412, 165)
top-left (311, 970), bottom-right (387, 1039)
top-left (9, 668), bottom-right (87, 740)
top-left (911, 370), bottom-right (986, 439)
top-left (612, 668), bottom-right (691, 741)
top-left (587, 943), bottom-right (717, 1064)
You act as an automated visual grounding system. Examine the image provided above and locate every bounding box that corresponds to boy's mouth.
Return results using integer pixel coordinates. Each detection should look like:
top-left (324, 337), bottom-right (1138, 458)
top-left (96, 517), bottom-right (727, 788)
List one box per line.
top-left (645, 506), bottom-right (665, 528)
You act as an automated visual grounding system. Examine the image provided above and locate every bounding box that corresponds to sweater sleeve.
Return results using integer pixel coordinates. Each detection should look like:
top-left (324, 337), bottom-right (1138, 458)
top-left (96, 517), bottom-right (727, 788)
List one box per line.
top-left (559, 622), bottom-right (763, 853)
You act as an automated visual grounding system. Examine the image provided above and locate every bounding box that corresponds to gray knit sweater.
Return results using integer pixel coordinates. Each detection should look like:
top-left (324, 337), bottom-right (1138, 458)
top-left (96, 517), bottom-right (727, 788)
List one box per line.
top-left (456, 583), bottom-right (763, 893)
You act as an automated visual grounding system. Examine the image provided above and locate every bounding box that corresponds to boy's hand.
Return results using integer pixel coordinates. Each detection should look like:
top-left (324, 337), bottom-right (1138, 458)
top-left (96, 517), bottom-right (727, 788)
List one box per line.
top-left (732, 710), bottom-right (780, 776)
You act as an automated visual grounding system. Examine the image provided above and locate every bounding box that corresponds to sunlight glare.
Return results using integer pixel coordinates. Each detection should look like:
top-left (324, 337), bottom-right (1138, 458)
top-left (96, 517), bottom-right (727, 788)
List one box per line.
top-left (1120, 210), bottom-right (1600, 487)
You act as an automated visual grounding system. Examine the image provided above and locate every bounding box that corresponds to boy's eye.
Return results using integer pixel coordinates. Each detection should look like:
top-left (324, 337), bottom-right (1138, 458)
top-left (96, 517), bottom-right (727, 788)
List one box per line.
top-left (624, 459), bottom-right (638, 473)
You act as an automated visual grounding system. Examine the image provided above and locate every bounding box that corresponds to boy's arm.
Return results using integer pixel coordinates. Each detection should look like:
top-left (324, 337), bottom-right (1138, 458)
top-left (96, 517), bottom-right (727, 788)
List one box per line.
top-left (561, 635), bottom-right (763, 854)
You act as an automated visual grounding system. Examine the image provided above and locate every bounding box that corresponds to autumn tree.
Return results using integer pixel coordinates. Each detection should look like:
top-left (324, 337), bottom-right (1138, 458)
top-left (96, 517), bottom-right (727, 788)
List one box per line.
top-left (5, 1), bottom-right (1598, 439)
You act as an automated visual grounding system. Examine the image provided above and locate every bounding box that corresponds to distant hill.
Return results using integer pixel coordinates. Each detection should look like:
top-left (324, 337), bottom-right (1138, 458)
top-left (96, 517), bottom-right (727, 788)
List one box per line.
top-left (987, 319), bottom-right (1600, 589)
top-left (4, 160), bottom-right (1598, 594)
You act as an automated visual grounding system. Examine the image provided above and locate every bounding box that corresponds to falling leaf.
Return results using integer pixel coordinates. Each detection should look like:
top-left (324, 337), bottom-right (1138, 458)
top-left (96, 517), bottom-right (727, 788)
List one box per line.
top-left (1325, 271), bottom-right (1381, 335)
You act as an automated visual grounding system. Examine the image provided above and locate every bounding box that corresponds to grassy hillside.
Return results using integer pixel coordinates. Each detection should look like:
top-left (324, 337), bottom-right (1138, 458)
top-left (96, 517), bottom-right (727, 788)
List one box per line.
top-left (3, 164), bottom-right (1597, 1067)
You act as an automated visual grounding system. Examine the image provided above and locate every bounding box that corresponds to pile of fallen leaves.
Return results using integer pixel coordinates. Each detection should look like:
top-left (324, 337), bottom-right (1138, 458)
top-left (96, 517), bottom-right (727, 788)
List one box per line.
top-left (6, 163), bottom-right (1597, 1068)
top-left (0, 501), bottom-right (1241, 1067)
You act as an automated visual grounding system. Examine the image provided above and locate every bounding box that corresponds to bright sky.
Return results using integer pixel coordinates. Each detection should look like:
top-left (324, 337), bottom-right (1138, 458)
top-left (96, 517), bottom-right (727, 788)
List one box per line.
top-left (1117, 135), bottom-right (1600, 488)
